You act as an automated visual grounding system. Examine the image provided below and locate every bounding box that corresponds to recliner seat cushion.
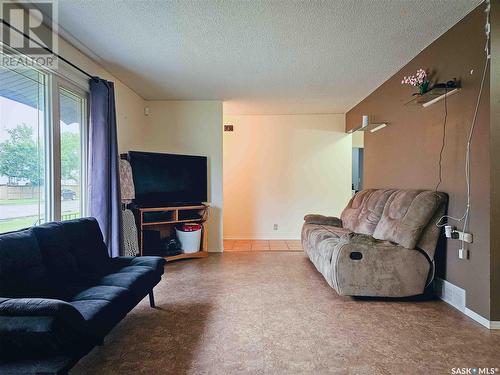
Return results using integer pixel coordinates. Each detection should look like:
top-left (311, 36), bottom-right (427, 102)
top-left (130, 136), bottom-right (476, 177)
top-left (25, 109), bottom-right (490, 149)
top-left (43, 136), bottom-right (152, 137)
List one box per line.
top-left (0, 230), bottom-right (50, 298)
top-left (340, 189), bottom-right (394, 235)
top-left (372, 190), bottom-right (447, 249)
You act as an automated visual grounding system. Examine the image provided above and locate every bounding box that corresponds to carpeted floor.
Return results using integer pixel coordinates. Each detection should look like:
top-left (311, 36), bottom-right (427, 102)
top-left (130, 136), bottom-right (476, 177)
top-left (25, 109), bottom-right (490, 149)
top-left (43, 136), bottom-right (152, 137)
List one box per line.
top-left (71, 252), bottom-right (500, 374)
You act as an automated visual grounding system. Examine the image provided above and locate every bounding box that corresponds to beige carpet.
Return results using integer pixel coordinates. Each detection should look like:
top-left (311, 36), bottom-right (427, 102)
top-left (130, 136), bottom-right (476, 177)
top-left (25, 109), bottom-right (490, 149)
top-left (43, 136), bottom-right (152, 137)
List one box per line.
top-left (71, 252), bottom-right (500, 374)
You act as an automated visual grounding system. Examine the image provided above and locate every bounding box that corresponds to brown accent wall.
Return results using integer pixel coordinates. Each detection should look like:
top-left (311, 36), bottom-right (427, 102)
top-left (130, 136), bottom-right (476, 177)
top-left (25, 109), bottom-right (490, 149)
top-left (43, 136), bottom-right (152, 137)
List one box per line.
top-left (490, 1), bottom-right (500, 321)
top-left (346, 5), bottom-right (492, 318)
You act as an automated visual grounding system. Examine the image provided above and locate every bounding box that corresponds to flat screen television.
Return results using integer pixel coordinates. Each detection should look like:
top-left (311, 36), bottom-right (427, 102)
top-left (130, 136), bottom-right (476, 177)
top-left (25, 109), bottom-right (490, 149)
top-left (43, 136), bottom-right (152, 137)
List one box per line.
top-left (127, 151), bottom-right (207, 206)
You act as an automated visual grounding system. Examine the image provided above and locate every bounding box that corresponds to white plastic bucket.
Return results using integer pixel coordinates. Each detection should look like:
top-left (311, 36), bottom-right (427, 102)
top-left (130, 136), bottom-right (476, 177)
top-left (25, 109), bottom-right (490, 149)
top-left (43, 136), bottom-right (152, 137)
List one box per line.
top-left (175, 227), bottom-right (202, 253)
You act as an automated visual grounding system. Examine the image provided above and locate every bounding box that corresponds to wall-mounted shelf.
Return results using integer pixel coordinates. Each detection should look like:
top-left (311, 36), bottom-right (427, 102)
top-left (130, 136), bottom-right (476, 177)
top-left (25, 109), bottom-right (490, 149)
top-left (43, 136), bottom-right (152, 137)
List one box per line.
top-left (405, 87), bottom-right (460, 107)
top-left (347, 122), bottom-right (388, 134)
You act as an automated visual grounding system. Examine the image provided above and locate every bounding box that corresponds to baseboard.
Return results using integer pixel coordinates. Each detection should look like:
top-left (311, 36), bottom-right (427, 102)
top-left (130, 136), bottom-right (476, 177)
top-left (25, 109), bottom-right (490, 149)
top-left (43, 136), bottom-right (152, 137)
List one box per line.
top-left (464, 307), bottom-right (491, 328)
top-left (433, 278), bottom-right (500, 329)
top-left (223, 236), bottom-right (301, 241)
top-left (491, 321), bottom-right (500, 329)
top-left (433, 277), bottom-right (465, 311)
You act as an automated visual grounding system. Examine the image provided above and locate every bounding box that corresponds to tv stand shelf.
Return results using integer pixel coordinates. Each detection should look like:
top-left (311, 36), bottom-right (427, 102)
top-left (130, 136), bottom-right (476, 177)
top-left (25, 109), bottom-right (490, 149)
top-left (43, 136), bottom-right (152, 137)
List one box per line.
top-left (137, 204), bottom-right (209, 261)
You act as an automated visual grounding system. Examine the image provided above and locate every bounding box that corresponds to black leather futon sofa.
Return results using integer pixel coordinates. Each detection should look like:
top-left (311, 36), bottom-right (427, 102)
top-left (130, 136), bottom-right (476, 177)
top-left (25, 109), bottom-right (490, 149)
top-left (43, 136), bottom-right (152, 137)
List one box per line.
top-left (0, 217), bottom-right (166, 374)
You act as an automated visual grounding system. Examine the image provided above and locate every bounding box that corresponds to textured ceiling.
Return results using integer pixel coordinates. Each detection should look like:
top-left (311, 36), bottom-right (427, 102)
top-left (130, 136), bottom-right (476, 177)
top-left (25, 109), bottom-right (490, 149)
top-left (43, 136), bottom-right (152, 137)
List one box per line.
top-left (56, 0), bottom-right (480, 114)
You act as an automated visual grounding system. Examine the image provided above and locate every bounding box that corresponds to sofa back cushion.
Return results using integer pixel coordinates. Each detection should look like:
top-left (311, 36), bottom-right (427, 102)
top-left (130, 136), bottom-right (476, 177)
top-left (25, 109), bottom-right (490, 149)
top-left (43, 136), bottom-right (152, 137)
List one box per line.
top-left (341, 189), bottom-right (394, 235)
top-left (55, 217), bottom-right (110, 274)
top-left (32, 221), bottom-right (79, 288)
top-left (372, 190), bottom-right (447, 250)
top-left (32, 218), bottom-right (110, 288)
top-left (0, 229), bottom-right (50, 297)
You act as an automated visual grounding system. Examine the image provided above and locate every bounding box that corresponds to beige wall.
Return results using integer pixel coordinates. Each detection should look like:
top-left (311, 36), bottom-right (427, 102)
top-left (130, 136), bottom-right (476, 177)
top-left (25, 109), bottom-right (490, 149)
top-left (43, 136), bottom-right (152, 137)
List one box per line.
top-left (1, 22), bottom-right (146, 152)
top-left (142, 101), bottom-right (224, 252)
top-left (490, 1), bottom-right (500, 320)
top-left (60, 39), bottom-right (224, 252)
top-left (352, 131), bottom-right (364, 148)
top-left (223, 114), bottom-right (351, 240)
top-left (57, 37), bottom-right (146, 152)
top-left (3, 27), bottom-right (224, 251)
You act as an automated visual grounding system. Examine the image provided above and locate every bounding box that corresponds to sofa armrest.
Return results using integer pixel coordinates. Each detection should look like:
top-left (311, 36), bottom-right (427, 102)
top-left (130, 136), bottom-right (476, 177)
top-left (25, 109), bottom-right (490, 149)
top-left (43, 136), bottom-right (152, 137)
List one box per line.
top-left (0, 298), bottom-right (95, 360)
top-left (331, 234), bottom-right (430, 297)
top-left (304, 214), bottom-right (342, 227)
top-left (0, 298), bottom-right (84, 324)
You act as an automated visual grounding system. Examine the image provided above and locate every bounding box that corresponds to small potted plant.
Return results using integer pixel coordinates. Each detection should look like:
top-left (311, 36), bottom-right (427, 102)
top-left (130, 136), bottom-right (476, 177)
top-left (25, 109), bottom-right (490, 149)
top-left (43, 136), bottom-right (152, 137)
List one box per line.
top-left (401, 68), bottom-right (430, 95)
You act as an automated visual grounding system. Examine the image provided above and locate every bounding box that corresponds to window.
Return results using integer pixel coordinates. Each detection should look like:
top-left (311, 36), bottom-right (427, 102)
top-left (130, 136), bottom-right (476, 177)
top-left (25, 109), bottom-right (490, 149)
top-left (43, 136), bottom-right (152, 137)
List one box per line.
top-left (0, 53), bottom-right (88, 232)
top-left (59, 87), bottom-right (87, 221)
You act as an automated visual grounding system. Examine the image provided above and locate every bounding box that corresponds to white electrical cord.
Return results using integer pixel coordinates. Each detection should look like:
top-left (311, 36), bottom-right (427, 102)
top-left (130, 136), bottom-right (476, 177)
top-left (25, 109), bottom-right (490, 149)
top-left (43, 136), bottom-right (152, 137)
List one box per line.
top-left (435, 0), bottom-right (491, 254)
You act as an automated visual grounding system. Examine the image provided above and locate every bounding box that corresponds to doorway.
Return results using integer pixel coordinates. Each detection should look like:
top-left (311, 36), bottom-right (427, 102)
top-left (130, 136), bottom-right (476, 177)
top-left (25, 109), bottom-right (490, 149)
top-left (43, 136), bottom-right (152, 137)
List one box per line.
top-left (351, 131), bottom-right (364, 195)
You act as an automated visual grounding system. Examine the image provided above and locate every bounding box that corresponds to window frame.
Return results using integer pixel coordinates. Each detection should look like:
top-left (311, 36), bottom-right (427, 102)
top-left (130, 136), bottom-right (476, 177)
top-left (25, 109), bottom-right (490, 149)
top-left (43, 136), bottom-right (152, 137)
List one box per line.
top-left (0, 49), bottom-right (90, 229)
top-left (51, 76), bottom-right (89, 222)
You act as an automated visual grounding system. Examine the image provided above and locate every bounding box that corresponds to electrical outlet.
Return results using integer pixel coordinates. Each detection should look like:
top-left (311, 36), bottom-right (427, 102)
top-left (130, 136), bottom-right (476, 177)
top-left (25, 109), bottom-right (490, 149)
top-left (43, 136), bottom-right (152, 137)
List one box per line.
top-left (458, 231), bottom-right (473, 243)
top-left (458, 248), bottom-right (469, 260)
top-left (444, 226), bottom-right (473, 243)
top-left (273, 224), bottom-right (278, 231)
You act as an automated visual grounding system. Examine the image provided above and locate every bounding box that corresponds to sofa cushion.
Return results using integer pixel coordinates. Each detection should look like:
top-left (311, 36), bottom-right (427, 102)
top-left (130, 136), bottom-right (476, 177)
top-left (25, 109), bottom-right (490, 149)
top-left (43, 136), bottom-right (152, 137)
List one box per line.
top-left (32, 218), bottom-right (110, 282)
top-left (98, 267), bottom-right (158, 297)
top-left (0, 230), bottom-right (51, 298)
top-left (31, 222), bottom-right (80, 290)
top-left (321, 226), bottom-right (352, 238)
top-left (107, 256), bottom-right (166, 275)
top-left (70, 300), bottom-right (126, 338)
top-left (70, 285), bottom-right (130, 303)
top-left (59, 218), bottom-right (110, 275)
top-left (69, 285), bottom-right (131, 337)
top-left (372, 190), bottom-right (445, 249)
top-left (340, 189), bottom-right (394, 235)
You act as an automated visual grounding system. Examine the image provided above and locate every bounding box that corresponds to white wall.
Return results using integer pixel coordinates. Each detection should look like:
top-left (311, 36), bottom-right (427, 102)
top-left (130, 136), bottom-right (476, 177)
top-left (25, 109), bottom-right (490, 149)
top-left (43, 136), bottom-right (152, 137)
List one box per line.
top-left (223, 113), bottom-right (352, 240)
top-left (142, 101), bottom-right (224, 252)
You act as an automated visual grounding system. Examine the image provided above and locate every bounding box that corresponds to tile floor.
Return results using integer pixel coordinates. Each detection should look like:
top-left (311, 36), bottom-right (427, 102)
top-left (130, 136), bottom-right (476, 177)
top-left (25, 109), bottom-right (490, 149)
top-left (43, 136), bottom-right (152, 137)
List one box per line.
top-left (223, 239), bottom-right (302, 251)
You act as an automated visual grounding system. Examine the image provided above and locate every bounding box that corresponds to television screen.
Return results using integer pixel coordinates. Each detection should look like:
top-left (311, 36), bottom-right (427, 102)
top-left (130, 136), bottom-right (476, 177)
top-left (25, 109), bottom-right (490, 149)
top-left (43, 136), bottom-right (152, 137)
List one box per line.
top-left (127, 151), bottom-right (207, 206)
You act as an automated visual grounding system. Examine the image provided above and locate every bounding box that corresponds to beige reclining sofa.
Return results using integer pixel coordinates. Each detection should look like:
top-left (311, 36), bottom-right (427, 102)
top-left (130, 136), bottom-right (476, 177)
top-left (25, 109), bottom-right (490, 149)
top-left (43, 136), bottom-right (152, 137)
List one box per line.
top-left (301, 189), bottom-right (447, 297)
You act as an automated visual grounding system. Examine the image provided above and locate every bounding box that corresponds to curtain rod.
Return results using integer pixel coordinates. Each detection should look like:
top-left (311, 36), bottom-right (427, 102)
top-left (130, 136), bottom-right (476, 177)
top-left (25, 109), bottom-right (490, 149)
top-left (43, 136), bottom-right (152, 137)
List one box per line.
top-left (1, 19), bottom-right (94, 80)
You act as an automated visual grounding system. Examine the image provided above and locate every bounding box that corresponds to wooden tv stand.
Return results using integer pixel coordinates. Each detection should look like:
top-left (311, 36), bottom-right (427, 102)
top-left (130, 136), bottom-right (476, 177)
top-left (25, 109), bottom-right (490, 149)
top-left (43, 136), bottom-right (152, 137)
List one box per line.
top-left (137, 204), bottom-right (209, 262)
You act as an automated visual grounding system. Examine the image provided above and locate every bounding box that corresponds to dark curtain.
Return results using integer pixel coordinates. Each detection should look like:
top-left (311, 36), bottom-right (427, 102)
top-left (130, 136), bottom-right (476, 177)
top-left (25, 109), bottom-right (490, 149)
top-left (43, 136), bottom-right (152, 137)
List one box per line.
top-left (89, 78), bottom-right (122, 257)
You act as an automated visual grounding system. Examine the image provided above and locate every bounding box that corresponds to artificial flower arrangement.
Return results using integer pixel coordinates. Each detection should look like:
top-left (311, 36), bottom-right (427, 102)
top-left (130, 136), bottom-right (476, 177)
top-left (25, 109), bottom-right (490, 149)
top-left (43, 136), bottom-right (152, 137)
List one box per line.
top-left (401, 68), bottom-right (431, 95)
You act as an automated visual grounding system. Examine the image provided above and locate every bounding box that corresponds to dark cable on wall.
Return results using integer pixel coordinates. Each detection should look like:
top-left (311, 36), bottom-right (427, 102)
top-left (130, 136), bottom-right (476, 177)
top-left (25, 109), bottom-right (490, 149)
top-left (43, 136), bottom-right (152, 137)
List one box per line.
top-left (0, 19), bottom-right (94, 79)
top-left (435, 87), bottom-right (448, 191)
top-left (436, 0), bottom-right (491, 250)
